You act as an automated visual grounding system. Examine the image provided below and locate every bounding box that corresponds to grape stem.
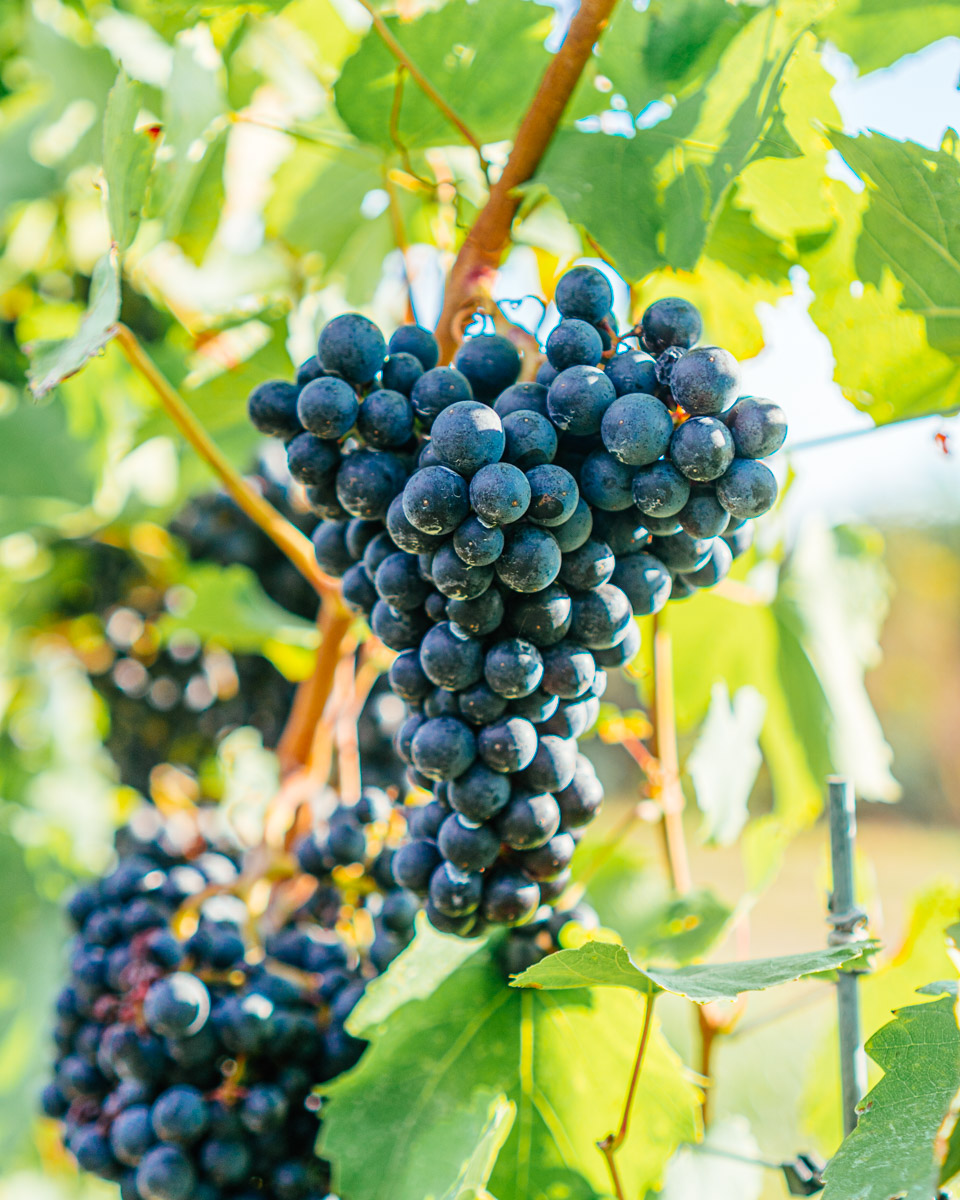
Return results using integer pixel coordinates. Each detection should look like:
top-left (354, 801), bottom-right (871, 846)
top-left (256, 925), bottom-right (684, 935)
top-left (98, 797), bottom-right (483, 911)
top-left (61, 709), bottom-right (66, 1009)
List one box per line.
top-left (650, 617), bottom-right (692, 896)
top-left (112, 324), bottom-right (339, 601)
top-left (434, 0), bottom-right (621, 362)
top-left (597, 986), bottom-right (658, 1199)
top-left (354, 0), bottom-right (489, 176)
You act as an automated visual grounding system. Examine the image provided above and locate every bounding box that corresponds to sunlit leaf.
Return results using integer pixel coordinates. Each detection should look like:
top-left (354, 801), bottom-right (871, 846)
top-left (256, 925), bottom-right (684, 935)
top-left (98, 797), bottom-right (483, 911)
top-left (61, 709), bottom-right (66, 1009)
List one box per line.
top-left (821, 990), bottom-right (960, 1200)
top-left (829, 129), bottom-right (960, 361)
top-left (101, 69), bottom-right (155, 252)
top-left (322, 928), bottom-right (698, 1200)
top-left (512, 940), bottom-right (863, 1002)
top-left (334, 0), bottom-right (553, 152)
top-left (26, 251), bottom-right (121, 399)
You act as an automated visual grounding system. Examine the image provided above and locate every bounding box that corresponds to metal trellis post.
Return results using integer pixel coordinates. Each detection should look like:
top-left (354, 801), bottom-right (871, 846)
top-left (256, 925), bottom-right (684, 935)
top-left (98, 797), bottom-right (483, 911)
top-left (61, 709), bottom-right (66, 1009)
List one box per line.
top-left (827, 776), bottom-right (869, 1137)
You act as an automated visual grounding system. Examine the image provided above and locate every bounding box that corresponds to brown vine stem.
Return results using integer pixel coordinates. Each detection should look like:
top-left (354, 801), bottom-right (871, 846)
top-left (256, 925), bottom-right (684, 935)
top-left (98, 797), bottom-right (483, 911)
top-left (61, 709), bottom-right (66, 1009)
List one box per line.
top-left (354, 0), bottom-right (489, 174)
top-left (650, 616), bottom-right (692, 896)
top-left (434, 0), bottom-right (620, 362)
top-left (598, 987), bottom-right (658, 1198)
top-left (112, 324), bottom-right (338, 601)
top-left (276, 603), bottom-right (355, 774)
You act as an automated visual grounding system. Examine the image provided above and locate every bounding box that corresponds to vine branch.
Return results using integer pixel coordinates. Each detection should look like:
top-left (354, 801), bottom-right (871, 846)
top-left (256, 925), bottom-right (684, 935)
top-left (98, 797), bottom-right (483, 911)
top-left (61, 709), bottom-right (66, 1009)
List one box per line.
top-left (650, 617), bottom-right (692, 896)
top-left (112, 324), bottom-right (338, 601)
top-left (598, 988), bottom-right (658, 1198)
top-left (434, 0), bottom-right (620, 361)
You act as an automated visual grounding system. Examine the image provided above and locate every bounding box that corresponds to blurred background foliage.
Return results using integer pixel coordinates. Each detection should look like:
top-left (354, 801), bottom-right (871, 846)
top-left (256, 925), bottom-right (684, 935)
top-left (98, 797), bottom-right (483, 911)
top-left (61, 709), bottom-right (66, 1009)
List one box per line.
top-left (1, 0), bottom-right (960, 1195)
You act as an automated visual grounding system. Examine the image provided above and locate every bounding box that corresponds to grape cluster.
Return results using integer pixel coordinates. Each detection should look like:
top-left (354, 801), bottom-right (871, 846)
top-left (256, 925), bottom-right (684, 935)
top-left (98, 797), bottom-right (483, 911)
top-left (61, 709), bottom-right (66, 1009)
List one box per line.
top-left (171, 477), bottom-right (319, 623)
top-left (247, 266), bottom-right (785, 937)
top-left (42, 789), bottom-right (414, 1200)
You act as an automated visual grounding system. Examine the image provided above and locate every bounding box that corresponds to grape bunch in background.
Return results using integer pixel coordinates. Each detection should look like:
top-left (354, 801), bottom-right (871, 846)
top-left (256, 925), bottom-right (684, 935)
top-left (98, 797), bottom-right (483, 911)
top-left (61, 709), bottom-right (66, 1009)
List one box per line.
top-left (42, 784), bottom-right (417, 1200)
top-left (248, 265), bottom-right (786, 937)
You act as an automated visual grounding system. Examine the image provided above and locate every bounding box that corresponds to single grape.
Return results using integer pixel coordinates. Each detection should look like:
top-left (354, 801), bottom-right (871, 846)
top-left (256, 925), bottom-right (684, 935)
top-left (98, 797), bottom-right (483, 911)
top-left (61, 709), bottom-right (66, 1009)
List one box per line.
top-left (558, 537), bottom-right (615, 591)
top-left (449, 763), bottom-right (512, 821)
top-left (431, 401), bottom-right (505, 476)
top-left (570, 584), bottom-right (633, 649)
top-left (497, 790), bottom-right (561, 850)
top-left (248, 380), bottom-right (302, 439)
top-left (336, 448), bottom-right (407, 519)
top-left (546, 319), bottom-right (603, 370)
top-left (392, 839), bottom-right (442, 892)
top-left (514, 832), bottom-right (577, 881)
top-left (501, 410), bottom-right (558, 470)
top-left (495, 525), bottom-right (562, 593)
top-left (420, 621), bottom-right (484, 690)
top-left (312, 521), bottom-right (356, 577)
top-left (639, 297), bottom-right (702, 355)
top-left (318, 313), bottom-right (386, 385)
top-left (482, 871), bottom-right (541, 925)
top-left (438, 815), bottom-right (501, 872)
top-left (555, 756), bottom-right (603, 827)
top-left (380, 352), bottom-right (424, 396)
top-left (431, 541), bottom-right (495, 600)
top-left (605, 350), bottom-right (658, 398)
top-left (546, 366), bottom-right (616, 436)
top-left (723, 396), bottom-right (788, 459)
top-left (601, 392), bottom-right (674, 466)
top-left (715, 459), bottom-right (778, 518)
top-left (375, 552), bottom-right (430, 611)
top-left (552, 498), bottom-right (594, 553)
top-left (670, 346), bottom-right (740, 415)
top-left (494, 382), bottom-right (549, 418)
top-left (388, 324), bottom-right (439, 370)
top-left (371, 599), bottom-right (430, 651)
top-left (484, 638), bottom-right (544, 699)
top-left (454, 334), bottom-right (521, 400)
top-left (525, 464), bottom-right (580, 527)
top-left (136, 1145), bottom-right (196, 1200)
top-left (142, 974), bottom-right (210, 1039)
top-left (678, 487), bottom-right (730, 537)
top-left (402, 465), bottom-right (470, 535)
top-left (151, 1086), bottom-right (208, 1144)
top-left (541, 641), bottom-right (596, 699)
top-left (411, 367), bottom-right (473, 427)
top-left (447, 588), bottom-right (505, 638)
top-left (410, 716), bottom-right (476, 782)
top-left (593, 617), bottom-right (641, 667)
top-left (477, 716), bottom-right (538, 773)
top-left (631, 460), bottom-right (691, 517)
top-left (469, 461), bottom-right (532, 526)
top-left (286, 433), bottom-right (339, 485)
top-left (357, 388), bottom-right (415, 448)
top-left (507, 583), bottom-right (572, 647)
top-left (297, 377), bottom-right (359, 439)
top-left (610, 553), bottom-right (672, 616)
top-left (519, 736), bottom-right (578, 793)
top-left (453, 515), bottom-right (504, 566)
top-left (457, 682), bottom-right (509, 727)
top-left (429, 862), bottom-right (484, 916)
top-left (555, 265), bottom-right (613, 324)
top-left (580, 450), bottom-right (635, 512)
top-left (650, 531), bottom-right (714, 573)
top-left (386, 494), bottom-right (446, 554)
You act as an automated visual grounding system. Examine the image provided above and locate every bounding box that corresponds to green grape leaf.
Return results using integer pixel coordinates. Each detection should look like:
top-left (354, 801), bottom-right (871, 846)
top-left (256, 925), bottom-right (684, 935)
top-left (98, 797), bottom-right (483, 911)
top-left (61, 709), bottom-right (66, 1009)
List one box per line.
top-left (804, 177), bottom-right (960, 423)
top-left (148, 28), bottom-right (228, 253)
top-left (820, 0), bottom-right (960, 73)
top-left (102, 69), bottom-right (155, 253)
top-left (443, 1095), bottom-right (516, 1200)
top-left (536, 130), bottom-right (664, 280)
top-left (829, 129), bottom-right (960, 361)
top-left (821, 991), bottom-right (960, 1200)
top-left (321, 929), bottom-right (698, 1200)
top-left (576, 843), bottom-right (732, 965)
top-left (539, 5), bottom-right (809, 278)
top-left (576, 0), bottom-right (753, 118)
top-left (26, 250), bottom-right (121, 399)
top-left (511, 941), bottom-right (863, 1002)
top-left (334, 0), bottom-right (552, 152)
top-left (687, 681), bottom-right (767, 845)
top-left (160, 562), bottom-right (317, 654)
